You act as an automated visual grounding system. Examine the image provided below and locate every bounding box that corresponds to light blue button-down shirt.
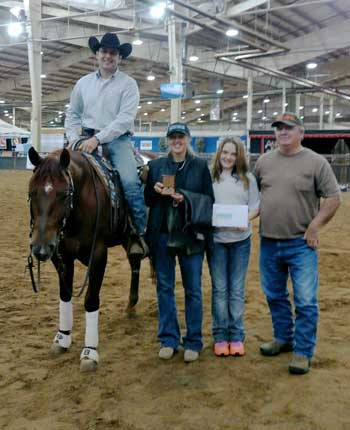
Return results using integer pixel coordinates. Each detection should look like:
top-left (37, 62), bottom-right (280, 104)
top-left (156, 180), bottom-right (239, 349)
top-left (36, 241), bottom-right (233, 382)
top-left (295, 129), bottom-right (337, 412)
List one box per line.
top-left (65, 69), bottom-right (140, 144)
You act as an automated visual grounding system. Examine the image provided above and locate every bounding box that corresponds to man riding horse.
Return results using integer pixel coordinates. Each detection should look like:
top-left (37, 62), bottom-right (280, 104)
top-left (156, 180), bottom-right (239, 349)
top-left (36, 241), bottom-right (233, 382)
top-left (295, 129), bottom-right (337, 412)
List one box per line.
top-left (64, 32), bottom-right (148, 258)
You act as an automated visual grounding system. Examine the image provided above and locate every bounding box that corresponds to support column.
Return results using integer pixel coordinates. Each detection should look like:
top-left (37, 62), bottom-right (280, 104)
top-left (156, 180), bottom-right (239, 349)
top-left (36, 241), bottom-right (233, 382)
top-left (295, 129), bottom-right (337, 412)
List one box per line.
top-left (295, 94), bottom-right (301, 115)
top-left (246, 73), bottom-right (253, 155)
top-left (282, 83), bottom-right (287, 113)
top-left (328, 97), bottom-right (334, 129)
top-left (24, 0), bottom-right (42, 151)
top-left (319, 94), bottom-right (324, 130)
top-left (167, 15), bottom-right (182, 123)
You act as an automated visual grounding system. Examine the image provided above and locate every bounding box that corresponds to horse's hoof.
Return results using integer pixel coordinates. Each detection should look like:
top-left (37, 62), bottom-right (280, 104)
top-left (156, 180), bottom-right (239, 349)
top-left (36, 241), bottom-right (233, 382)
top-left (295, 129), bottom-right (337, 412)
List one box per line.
top-left (80, 358), bottom-right (98, 372)
top-left (51, 342), bottom-right (68, 354)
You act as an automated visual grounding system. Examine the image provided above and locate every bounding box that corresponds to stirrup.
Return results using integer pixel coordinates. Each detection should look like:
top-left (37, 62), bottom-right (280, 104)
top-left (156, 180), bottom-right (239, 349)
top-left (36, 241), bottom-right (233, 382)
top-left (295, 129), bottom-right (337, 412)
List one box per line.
top-left (128, 236), bottom-right (149, 259)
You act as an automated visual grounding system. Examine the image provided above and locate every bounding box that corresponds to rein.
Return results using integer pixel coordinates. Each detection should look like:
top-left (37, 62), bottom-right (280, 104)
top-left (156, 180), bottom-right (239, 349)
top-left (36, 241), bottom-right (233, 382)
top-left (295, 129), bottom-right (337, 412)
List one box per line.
top-left (73, 154), bottom-right (101, 298)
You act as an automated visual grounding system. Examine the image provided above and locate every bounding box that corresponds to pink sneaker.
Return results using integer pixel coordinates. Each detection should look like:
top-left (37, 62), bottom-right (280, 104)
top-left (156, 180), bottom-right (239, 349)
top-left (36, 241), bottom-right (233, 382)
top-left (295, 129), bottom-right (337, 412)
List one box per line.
top-left (229, 341), bottom-right (245, 356)
top-left (214, 341), bottom-right (229, 357)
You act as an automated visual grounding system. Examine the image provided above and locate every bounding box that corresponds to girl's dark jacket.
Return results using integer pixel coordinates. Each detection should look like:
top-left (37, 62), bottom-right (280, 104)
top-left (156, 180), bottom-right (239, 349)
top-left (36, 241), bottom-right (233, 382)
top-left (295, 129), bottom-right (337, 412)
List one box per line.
top-left (144, 152), bottom-right (214, 260)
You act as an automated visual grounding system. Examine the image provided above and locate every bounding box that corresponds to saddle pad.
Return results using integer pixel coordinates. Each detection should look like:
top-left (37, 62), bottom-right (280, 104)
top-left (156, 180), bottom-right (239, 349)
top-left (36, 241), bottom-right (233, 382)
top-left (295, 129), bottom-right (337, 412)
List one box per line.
top-left (82, 152), bottom-right (119, 208)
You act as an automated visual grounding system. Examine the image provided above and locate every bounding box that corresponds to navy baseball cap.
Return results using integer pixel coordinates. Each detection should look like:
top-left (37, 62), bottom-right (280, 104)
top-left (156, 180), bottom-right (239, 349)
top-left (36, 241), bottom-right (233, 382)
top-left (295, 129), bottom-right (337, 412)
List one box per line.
top-left (166, 122), bottom-right (191, 137)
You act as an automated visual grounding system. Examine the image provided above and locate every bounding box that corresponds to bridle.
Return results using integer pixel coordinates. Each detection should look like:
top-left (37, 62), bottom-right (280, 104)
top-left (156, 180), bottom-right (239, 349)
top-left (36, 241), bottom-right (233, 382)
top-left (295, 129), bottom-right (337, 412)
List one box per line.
top-left (26, 168), bottom-right (74, 293)
top-left (26, 155), bottom-right (101, 299)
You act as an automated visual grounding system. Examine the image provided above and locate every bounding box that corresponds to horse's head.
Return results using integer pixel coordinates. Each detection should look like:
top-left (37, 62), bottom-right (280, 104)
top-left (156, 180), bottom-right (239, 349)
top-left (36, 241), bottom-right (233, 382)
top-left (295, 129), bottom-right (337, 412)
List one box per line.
top-left (28, 147), bottom-right (73, 261)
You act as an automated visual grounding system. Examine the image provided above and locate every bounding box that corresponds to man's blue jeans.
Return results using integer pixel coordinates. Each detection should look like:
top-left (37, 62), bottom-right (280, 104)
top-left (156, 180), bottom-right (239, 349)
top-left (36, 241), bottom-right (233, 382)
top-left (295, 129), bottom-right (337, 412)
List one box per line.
top-left (102, 135), bottom-right (146, 233)
top-left (209, 237), bottom-right (251, 343)
top-left (260, 236), bottom-right (319, 358)
top-left (154, 233), bottom-right (204, 352)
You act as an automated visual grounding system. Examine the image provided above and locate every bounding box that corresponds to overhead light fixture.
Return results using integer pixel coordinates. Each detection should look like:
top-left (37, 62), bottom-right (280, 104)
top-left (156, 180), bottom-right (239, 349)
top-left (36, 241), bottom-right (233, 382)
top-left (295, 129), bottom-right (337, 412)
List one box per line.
top-left (40, 74), bottom-right (46, 78)
top-left (160, 108), bottom-right (166, 112)
top-left (233, 112), bottom-right (238, 116)
top-left (10, 6), bottom-right (22, 17)
top-left (300, 115), bottom-right (304, 119)
top-left (312, 108), bottom-right (318, 112)
top-left (143, 112), bottom-right (148, 116)
top-left (7, 22), bottom-right (23, 37)
top-left (325, 110), bottom-right (330, 115)
top-left (137, 105), bottom-right (141, 109)
top-left (147, 73), bottom-right (155, 81)
top-left (262, 116), bottom-right (267, 120)
top-left (189, 55), bottom-right (199, 62)
top-left (194, 100), bottom-right (201, 104)
top-left (284, 102), bottom-right (288, 107)
top-left (273, 112), bottom-right (278, 116)
top-left (258, 109), bottom-right (263, 114)
top-left (226, 28), bottom-right (239, 37)
top-left (0, 101), bottom-right (5, 104)
top-left (243, 94), bottom-right (248, 99)
top-left (336, 112), bottom-right (342, 117)
top-left (181, 116), bottom-right (185, 120)
top-left (299, 106), bottom-right (304, 110)
top-left (196, 107), bottom-right (201, 111)
top-left (216, 89), bottom-right (224, 94)
top-left (182, 111), bottom-right (186, 114)
top-left (132, 33), bottom-right (143, 46)
top-left (306, 62), bottom-right (317, 70)
top-left (65, 103), bottom-right (70, 108)
top-left (263, 98), bottom-right (270, 103)
top-left (147, 101), bottom-right (153, 105)
top-left (150, 2), bottom-right (166, 19)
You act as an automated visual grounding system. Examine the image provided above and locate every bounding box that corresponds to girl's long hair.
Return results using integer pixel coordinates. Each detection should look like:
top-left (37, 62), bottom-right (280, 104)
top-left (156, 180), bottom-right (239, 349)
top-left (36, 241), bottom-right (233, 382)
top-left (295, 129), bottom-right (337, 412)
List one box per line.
top-left (211, 136), bottom-right (250, 188)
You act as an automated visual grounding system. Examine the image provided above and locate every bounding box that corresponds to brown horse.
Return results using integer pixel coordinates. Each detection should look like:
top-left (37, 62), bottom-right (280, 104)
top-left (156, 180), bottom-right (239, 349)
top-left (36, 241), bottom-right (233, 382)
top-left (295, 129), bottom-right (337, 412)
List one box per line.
top-left (28, 147), bottom-right (142, 371)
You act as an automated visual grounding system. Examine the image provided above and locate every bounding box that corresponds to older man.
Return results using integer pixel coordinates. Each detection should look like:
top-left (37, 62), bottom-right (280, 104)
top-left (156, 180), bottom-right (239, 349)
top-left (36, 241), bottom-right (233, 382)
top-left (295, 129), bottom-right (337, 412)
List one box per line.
top-left (65, 32), bottom-right (147, 257)
top-left (254, 113), bottom-right (341, 374)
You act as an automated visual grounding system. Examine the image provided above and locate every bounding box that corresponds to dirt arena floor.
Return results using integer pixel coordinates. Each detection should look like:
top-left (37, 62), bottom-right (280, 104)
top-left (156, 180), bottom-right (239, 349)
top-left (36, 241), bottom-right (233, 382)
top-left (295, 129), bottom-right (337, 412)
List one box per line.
top-left (1, 169), bottom-right (349, 430)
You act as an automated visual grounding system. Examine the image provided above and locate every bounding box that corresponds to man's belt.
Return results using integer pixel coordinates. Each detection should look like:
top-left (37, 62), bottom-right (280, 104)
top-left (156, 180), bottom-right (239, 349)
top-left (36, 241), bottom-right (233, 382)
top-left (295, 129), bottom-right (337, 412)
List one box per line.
top-left (82, 127), bottom-right (100, 137)
top-left (81, 127), bottom-right (132, 139)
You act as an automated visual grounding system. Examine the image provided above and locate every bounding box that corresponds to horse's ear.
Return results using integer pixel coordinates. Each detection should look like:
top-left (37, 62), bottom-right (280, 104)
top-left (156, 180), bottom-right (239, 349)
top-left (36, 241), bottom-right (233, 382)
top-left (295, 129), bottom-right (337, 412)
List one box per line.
top-left (28, 146), bottom-right (43, 167)
top-left (60, 148), bottom-right (70, 170)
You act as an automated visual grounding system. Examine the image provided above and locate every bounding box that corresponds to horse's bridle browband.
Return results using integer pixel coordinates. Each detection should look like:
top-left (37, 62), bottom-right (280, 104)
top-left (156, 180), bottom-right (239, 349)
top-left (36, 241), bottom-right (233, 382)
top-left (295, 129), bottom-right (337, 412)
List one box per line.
top-left (27, 168), bottom-right (74, 293)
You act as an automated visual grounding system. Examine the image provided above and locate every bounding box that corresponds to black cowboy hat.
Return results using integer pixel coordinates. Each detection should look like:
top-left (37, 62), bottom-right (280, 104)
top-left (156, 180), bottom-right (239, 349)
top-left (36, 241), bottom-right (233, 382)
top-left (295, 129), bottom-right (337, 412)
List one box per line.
top-left (88, 32), bottom-right (132, 59)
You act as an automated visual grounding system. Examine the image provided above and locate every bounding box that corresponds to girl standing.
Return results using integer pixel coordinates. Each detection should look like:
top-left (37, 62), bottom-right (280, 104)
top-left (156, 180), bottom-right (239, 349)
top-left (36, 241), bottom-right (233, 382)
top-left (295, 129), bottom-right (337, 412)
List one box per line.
top-left (209, 137), bottom-right (260, 357)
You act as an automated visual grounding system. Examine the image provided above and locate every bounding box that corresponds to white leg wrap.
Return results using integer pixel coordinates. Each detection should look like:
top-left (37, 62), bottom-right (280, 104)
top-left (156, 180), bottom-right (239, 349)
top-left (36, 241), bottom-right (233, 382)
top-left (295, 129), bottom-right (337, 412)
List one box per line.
top-left (85, 310), bottom-right (99, 348)
top-left (80, 347), bottom-right (99, 363)
top-left (59, 300), bottom-right (73, 332)
top-left (53, 331), bottom-right (72, 349)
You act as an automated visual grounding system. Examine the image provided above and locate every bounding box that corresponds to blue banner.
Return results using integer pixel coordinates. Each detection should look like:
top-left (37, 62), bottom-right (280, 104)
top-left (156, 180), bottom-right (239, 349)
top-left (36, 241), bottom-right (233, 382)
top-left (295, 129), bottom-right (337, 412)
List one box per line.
top-left (160, 83), bottom-right (184, 99)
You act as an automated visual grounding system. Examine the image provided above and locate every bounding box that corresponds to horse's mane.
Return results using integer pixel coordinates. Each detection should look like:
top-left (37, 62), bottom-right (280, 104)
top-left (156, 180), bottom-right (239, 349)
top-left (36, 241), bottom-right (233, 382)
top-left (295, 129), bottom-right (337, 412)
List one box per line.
top-left (31, 151), bottom-right (67, 184)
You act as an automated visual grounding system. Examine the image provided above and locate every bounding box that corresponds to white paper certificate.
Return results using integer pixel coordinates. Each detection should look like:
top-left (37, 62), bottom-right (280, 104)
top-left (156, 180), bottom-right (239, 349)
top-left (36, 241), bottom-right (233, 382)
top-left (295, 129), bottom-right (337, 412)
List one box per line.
top-left (212, 204), bottom-right (248, 228)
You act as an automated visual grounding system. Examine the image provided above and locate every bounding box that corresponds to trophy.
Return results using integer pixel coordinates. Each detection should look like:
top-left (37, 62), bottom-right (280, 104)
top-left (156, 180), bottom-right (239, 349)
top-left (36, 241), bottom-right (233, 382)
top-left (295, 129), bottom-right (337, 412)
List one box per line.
top-left (161, 174), bottom-right (175, 195)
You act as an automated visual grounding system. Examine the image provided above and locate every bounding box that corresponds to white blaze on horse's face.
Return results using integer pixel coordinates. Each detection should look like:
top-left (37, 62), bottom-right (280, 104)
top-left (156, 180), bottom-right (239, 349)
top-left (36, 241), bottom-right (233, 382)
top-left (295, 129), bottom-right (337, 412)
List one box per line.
top-left (44, 182), bottom-right (54, 194)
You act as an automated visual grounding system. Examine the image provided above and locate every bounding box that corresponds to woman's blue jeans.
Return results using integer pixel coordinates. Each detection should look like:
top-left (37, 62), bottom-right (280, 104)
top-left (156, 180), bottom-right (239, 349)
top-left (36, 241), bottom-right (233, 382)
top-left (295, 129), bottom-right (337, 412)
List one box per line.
top-left (154, 233), bottom-right (204, 352)
top-left (102, 135), bottom-right (146, 233)
top-left (259, 236), bottom-right (319, 358)
top-left (209, 237), bottom-right (251, 343)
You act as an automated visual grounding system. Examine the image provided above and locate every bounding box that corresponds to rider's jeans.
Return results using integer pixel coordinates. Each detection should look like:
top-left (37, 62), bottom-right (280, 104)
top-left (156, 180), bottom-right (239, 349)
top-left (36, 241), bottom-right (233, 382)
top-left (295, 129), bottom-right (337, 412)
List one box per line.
top-left (102, 135), bottom-right (146, 233)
